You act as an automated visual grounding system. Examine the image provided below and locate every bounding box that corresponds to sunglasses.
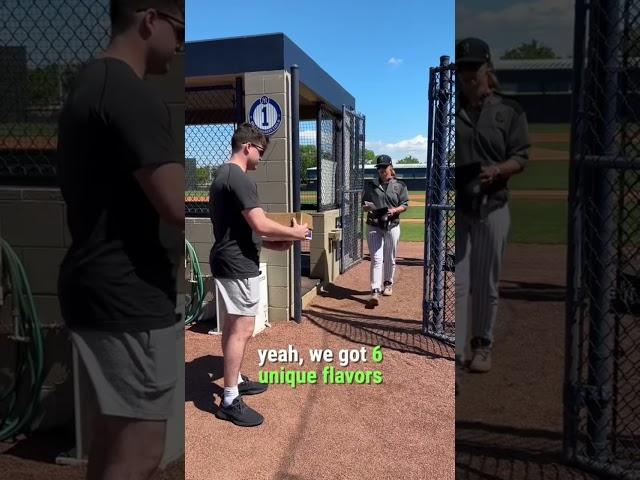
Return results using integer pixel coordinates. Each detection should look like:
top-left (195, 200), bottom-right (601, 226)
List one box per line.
top-left (136, 8), bottom-right (185, 50)
top-left (248, 143), bottom-right (266, 156)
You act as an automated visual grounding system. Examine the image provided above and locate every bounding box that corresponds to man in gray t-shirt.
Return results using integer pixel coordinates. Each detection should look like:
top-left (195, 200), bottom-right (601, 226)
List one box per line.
top-left (210, 123), bottom-right (309, 427)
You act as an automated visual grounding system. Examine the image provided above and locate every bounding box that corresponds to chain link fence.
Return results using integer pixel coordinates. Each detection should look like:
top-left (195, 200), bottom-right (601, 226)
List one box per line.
top-left (565, 1), bottom-right (640, 477)
top-left (185, 84), bottom-right (242, 216)
top-left (339, 108), bottom-right (365, 273)
top-left (300, 105), bottom-right (341, 212)
top-left (423, 57), bottom-right (455, 345)
top-left (0, 0), bottom-right (110, 185)
top-left (318, 105), bottom-right (341, 212)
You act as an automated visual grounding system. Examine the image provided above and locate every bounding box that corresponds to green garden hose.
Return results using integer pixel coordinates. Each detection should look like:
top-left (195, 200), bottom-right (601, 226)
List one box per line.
top-left (0, 238), bottom-right (44, 441)
top-left (185, 240), bottom-right (205, 326)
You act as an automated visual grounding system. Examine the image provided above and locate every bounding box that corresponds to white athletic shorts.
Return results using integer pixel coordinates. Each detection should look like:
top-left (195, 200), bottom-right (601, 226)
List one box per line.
top-left (214, 276), bottom-right (261, 317)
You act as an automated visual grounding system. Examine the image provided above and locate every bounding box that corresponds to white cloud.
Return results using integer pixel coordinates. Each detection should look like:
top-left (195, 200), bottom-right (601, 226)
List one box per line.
top-left (366, 135), bottom-right (429, 163)
top-left (299, 129), bottom-right (316, 142)
top-left (293, 130), bottom-right (429, 163)
top-left (388, 57), bottom-right (404, 68)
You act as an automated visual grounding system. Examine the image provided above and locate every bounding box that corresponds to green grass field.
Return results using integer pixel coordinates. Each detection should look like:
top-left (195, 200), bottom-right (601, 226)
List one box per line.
top-left (528, 123), bottom-right (571, 134)
top-left (404, 206), bottom-right (425, 219)
top-left (510, 160), bottom-right (569, 190)
top-left (509, 199), bottom-right (567, 244)
top-left (0, 123), bottom-right (57, 136)
top-left (399, 222), bottom-right (424, 242)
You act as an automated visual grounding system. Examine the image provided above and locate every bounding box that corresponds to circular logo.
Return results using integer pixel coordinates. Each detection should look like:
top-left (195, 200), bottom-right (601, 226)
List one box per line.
top-left (249, 96), bottom-right (282, 136)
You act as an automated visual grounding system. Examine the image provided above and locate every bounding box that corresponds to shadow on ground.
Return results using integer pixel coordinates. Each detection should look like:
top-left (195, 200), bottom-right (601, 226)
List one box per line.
top-left (304, 282), bottom-right (453, 361)
top-left (0, 426), bottom-right (74, 463)
top-left (499, 279), bottom-right (567, 302)
top-left (185, 355), bottom-right (224, 414)
top-left (456, 422), bottom-right (604, 480)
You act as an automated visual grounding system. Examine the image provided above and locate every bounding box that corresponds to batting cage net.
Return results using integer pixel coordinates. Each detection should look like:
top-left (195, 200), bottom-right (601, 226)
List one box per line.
top-left (0, 1), bottom-right (109, 186)
top-left (185, 84), bottom-right (242, 217)
top-left (340, 107), bottom-right (365, 274)
top-left (565, 1), bottom-right (640, 477)
top-left (299, 105), bottom-right (341, 213)
top-left (423, 57), bottom-right (455, 344)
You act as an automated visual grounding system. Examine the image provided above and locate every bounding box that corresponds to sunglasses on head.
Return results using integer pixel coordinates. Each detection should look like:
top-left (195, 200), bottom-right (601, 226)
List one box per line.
top-left (136, 8), bottom-right (185, 49)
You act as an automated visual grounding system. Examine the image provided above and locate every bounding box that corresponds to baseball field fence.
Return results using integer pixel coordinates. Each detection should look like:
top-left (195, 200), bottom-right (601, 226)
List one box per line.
top-left (564, 0), bottom-right (640, 477)
top-left (0, 0), bottom-right (110, 186)
top-left (185, 82), bottom-right (243, 217)
top-left (423, 56), bottom-right (455, 344)
top-left (339, 107), bottom-right (366, 274)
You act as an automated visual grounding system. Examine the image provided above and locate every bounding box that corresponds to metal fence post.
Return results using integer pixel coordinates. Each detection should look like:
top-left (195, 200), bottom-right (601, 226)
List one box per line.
top-left (423, 67), bottom-right (437, 335)
top-left (585, 0), bottom-right (619, 461)
top-left (290, 64), bottom-right (302, 323)
top-left (431, 56), bottom-right (451, 335)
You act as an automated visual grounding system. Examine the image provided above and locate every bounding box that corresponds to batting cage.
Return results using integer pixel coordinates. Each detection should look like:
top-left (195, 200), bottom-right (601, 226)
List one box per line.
top-left (339, 107), bottom-right (366, 274)
top-left (564, 0), bottom-right (640, 477)
top-left (185, 82), bottom-right (243, 216)
top-left (423, 56), bottom-right (455, 344)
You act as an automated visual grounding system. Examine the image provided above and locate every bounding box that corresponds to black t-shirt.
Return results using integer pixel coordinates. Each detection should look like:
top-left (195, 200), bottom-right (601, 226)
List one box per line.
top-left (209, 163), bottom-right (262, 279)
top-left (56, 57), bottom-right (179, 332)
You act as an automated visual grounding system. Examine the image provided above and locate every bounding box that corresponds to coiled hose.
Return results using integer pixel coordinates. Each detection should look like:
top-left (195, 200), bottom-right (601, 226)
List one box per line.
top-left (185, 240), bottom-right (205, 326)
top-left (0, 238), bottom-right (44, 441)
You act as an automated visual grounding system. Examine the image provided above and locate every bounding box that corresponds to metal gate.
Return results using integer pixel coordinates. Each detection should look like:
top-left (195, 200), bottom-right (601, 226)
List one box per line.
top-left (340, 107), bottom-right (366, 273)
top-left (564, 1), bottom-right (640, 477)
top-left (185, 81), bottom-right (243, 216)
top-left (423, 56), bottom-right (455, 344)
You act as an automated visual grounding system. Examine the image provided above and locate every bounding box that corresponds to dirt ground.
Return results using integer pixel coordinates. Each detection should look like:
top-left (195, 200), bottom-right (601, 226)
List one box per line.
top-left (185, 242), bottom-right (455, 480)
top-left (455, 243), bottom-right (600, 480)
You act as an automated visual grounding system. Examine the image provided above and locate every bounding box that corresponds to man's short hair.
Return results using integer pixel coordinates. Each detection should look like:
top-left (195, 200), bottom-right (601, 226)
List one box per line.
top-left (110, 0), bottom-right (184, 35)
top-left (231, 123), bottom-right (270, 153)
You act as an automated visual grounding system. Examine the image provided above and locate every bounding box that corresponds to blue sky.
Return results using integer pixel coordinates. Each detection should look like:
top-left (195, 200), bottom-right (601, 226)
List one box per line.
top-left (186, 0), bottom-right (454, 162)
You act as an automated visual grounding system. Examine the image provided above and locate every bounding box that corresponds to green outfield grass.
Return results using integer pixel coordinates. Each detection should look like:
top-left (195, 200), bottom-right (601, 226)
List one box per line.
top-left (535, 141), bottom-right (570, 151)
top-left (0, 123), bottom-right (58, 136)
top-left (509, 199), bottom-right (567, 244)
top-left (399, 222), bottom-right (424, 242)
top-left (528, 123), bottom-right (571, 135)
top-left (510, 160), bottom-right (569, 190)
top-left (404, 206), bottom-right (425, 219)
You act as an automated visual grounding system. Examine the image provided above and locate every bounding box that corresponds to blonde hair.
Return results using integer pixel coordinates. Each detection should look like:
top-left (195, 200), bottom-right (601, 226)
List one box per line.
top-left (486, 62), bottom-right (501, 91)
top-left (389, 166), bottom-right (397, 178)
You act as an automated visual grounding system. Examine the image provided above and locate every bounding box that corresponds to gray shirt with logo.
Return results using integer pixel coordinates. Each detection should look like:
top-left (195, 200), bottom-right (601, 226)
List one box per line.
top-left (362, 177), bottom-right (409, 229)
top-left (456, 92), bottom-right (530, 213)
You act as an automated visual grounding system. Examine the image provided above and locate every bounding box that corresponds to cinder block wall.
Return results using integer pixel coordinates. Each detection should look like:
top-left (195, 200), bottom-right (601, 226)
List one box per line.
top-left (0, 52), bottom-right (185, 433)
top-left (245, 70), bottom-right (292, 323)
top-left (310, 209), bottom-right (341, 284)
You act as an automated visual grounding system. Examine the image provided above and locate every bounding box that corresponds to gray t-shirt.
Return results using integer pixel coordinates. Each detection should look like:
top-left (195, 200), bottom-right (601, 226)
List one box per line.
top-left (209, 163), bottom-right (262, 278)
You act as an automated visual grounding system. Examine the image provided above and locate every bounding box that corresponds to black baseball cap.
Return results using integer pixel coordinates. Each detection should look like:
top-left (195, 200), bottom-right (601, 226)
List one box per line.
top-left (375, 154), bottom-right (392, 168)
top-left (456, 38), bottom-right (491, 65)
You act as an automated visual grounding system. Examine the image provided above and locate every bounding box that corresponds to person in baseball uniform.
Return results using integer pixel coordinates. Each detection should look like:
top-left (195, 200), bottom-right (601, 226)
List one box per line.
top-left (455, 38), bottom-right (530, 373)
top-left (362, 155), bottom-right (409, 307)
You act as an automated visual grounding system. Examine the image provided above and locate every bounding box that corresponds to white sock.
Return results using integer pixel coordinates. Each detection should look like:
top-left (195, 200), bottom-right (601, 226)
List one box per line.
top-left (223, 386), bottom-right (239, 407)
top-left (237, 372), bottom-right (244, 384)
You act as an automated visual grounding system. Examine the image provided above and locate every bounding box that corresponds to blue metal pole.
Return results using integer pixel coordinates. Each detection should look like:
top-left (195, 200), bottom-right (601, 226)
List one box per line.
top-left (423, 67), bottom-right (437, 335)
top-left (431, 55), bottom-right (451, 336)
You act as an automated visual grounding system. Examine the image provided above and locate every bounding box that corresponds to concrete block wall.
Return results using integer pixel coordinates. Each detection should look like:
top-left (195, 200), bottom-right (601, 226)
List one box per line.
top-left (310, 209), bottom-right (341, 284)
top-left (245, 70), bottom-right (292, 323)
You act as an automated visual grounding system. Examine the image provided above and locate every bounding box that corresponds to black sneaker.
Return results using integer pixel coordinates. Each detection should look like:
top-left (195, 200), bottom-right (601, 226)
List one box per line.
top-left (215, 396), bottom-right (264, 427)
top-left (238, 374), bottom-right (268, 395)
